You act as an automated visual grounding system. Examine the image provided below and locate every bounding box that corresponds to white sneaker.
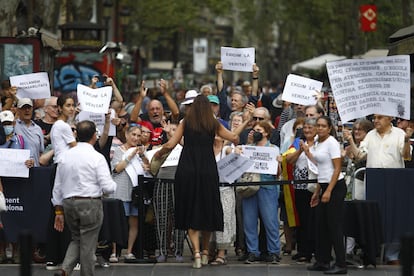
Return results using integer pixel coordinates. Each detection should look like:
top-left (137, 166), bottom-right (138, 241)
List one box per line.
top-left (74, 263), bottom-right (81, 270)
top-left (109, 253), bottom-right (119, 263)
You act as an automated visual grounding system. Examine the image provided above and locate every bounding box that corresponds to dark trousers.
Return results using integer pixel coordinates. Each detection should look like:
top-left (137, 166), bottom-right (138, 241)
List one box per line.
top-left (295, 189), bottom-right (315, 258)
top-left (315, 179), bottom-right (346, 267)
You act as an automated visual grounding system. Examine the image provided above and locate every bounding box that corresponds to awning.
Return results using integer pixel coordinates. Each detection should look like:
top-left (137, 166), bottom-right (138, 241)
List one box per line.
top-left (291, 53), bottom-right (346, 71)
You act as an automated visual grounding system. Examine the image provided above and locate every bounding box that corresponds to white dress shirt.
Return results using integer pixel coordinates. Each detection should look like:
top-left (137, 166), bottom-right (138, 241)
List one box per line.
top-left (52, 142), bottom-right (117, 206)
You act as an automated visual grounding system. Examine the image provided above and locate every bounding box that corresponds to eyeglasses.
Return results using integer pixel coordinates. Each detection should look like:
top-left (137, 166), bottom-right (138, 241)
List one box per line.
top-left (253, 116), bottom-right (265, 121)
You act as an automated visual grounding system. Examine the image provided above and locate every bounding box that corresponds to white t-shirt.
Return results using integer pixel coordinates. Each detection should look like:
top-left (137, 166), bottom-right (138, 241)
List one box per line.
top-left (312, 136), bottom-right (342, 183)
top-left (50, 120), bottom-right (76, 164)
top-left (360, 126), bottom-right (405, 168)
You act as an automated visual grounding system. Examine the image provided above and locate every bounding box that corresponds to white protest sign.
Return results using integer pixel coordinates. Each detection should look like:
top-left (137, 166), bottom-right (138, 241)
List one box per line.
top-left (0, 149), bottom-right (30, 178)
top-left (217, 153), bottom-right (254, 184)
top-left (221, 47), bottom-right (255, 72)
top-left (77, 110), bottom-right (116, 136)
top-left (282, 74), bottom-right (322, 106)
top-left (327, 55), bottom-right (411, 122)
top-left (77, 84), bottom-right (112, 114)
top-left (161, 144), bottom-right (182, 167)
top-left (123, 147), bottom-right (148, 187)
top-left (10, 72), bottom-right (50, 99)
top-left (145, 147), bottom-right (160, 163)
top-left (242, 145), bottom-right (279, 175)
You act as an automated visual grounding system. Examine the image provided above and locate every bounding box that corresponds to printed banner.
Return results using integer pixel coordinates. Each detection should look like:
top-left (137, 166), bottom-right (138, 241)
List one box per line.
top-left (282, 74), bottom-right (323, 106)
top-left (77, 84), bottom-right (112, 114)
top-left (217, 153), bottom-right (254, 184)
top-left (327, 55), bottom-right (411, 122)
top-left (242, 146), bottom-right (279, 175)
top-left (10, 72), bottom-right (51, 99)
top-left (221, 47), bottom-right (255, 72)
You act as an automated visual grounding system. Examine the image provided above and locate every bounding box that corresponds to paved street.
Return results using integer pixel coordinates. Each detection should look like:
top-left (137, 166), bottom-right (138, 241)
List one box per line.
top-left (0, 257), bottom-right (401, 276)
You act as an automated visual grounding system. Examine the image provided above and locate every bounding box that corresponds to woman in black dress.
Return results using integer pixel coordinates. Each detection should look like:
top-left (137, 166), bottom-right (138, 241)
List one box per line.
top-left (154, 95), bottom-right (239, 268)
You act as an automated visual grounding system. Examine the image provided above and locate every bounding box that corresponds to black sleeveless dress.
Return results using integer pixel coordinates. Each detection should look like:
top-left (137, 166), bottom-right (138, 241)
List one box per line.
top-left (174, 127), bottom-right (224, 231)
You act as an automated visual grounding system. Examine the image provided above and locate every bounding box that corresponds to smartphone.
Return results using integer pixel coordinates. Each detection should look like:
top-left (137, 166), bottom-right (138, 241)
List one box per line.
top-left (295, 128), bottom-right (305, 140)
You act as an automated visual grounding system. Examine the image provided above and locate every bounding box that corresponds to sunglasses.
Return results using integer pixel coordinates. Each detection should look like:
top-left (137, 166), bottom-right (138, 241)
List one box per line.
top-left (253, 116), bottom-right (265, 121)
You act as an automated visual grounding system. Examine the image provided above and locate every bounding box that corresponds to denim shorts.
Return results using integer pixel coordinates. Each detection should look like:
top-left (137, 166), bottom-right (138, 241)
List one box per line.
top-left (123, 201), bottom-right (138, 216)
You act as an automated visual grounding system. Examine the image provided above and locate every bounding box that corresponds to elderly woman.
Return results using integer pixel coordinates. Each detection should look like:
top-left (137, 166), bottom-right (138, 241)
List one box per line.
top-left (286, 118), bottom-right (318, 263)
top-left (110, 125), bottom-right (149, 262)
top-left (236, 120), bottom-right (282, 264)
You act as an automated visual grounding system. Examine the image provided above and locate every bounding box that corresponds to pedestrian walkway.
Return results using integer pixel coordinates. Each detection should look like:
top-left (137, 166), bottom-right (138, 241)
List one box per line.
top-left (0, 256), bottom-right (401, 276)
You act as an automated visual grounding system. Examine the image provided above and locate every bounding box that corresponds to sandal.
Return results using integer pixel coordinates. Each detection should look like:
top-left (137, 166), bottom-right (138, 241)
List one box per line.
top-left (201, 252), bottom-right (209, 265)
top-left (210, 256), bottom-right (227, 265)
top-left (193, 252), bottom-right (201, 269)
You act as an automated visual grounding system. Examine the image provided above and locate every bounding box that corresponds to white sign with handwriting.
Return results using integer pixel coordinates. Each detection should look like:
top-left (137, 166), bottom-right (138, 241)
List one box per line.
top-left (221, 47), bottom-right (255, 72)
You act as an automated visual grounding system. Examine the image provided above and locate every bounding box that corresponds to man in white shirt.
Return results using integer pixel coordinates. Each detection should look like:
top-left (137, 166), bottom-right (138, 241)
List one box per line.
top-left (52, 120), bottom-right (117, 276)
top-left (350, 114), bottom-right (413, 264)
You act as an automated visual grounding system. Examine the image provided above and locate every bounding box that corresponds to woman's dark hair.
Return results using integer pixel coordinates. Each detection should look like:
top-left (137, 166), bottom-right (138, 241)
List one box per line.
top-left (57, 94), bottom-right (74, 108)
top-left (76, 120), bottom-right (96, 142)
top-left (317, 115), bottom-right (337, 139)
top-left (185, 95), bottom-right (219, 134)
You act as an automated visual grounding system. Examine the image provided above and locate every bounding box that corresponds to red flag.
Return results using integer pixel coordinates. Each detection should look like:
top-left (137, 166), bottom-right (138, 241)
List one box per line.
top-left (360, 5), bottom-right (377, 32)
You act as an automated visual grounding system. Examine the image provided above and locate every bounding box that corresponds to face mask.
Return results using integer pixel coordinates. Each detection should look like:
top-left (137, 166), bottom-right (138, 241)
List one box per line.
top-left (253, 131), bottom-right (263, 143)
top-left (4, 125), bottom-right (14, 136)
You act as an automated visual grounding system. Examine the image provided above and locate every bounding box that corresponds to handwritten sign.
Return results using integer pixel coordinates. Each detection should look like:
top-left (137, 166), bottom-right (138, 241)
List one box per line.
top-left (77, 84), bottom-right (112, 114)
top-left (161, 144), bottom-right (182, 168)
top-left (0, 149), bottom-right (30, 178)
top-left (221, 47), bottom-right (255, 72)
top-left (327, 55), bottom-right (411, 122)
top-left (77, 110), bottom-right (116, 136)
top-left (217, 153), bottom-right (254, 184)
top-left (242, 146), bottom-right (279, 175)
top-left (10, 72), bottom-right (50, 99)
top-left (282, 74), bottom-right (322, 106)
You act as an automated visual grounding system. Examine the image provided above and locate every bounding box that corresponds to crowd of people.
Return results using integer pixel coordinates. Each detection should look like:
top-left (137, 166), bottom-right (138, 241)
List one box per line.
top-left (0, 61), bottom-right (413, 275)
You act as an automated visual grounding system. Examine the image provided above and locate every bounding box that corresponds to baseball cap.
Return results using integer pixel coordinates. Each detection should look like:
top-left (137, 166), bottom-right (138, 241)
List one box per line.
top-left (17, 98), bottom-right (33, 108)
top-left (181, 90), bottom-right (199, 105)
top-left (0, 110), bottom-right (15, 123)
top-left (207, 95), bottom-right (220, 105)
top-left (272, 94), bottom-right (283, 108)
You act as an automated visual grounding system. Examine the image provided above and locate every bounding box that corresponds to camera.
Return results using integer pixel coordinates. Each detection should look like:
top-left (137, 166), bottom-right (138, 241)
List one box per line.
top-left (295, 128), bottom-right (305, 141)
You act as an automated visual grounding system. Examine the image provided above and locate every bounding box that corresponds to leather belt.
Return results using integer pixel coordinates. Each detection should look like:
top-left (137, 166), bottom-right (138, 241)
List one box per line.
top-left (70, 196), bottom-right (101, 200)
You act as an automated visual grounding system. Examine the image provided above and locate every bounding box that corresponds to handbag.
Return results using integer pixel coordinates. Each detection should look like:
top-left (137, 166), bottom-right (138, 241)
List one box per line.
top-left (150, 149), bottom-right (172, 176)
top-left (236, 173), bottom-right (261, 198)
top-left (0, 191), bottom-right (6, 212)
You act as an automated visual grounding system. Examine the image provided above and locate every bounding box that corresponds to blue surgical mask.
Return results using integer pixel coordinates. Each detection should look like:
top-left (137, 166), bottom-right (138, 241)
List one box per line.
top-left (3, 125), bottom-right (14, 135)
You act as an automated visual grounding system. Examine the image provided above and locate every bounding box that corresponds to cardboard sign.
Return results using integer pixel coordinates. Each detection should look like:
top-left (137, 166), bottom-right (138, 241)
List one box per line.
top-left (241, 145), bottom-right (279, 175)
top-left (77, 84), bottom-right (112, 114)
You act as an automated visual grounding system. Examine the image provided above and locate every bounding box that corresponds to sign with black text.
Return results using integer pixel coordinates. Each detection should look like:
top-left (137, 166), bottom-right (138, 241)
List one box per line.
top-left (327, 55), bottom-right (411, 122)
top-left (10, 72), bottom-right (51, 99)
top-left (221, 47), bottom-right (255, 72)
top-left (282, 74), bottom-right (322, 106)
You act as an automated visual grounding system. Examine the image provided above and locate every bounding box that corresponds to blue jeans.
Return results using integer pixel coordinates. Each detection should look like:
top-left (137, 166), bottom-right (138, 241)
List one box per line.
top-left (242, 187), bottom-right (280, 256)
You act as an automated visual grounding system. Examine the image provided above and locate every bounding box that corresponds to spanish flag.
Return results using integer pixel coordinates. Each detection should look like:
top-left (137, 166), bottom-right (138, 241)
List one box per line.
top-left (281, 138), bottom-right (301, 227)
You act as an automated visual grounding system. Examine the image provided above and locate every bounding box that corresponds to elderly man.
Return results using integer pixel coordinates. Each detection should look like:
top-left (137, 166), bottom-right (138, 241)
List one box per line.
top-left (35, 96), bottom-right (58, 148)
top-left (348, 114), bottom-right (413, 265)
top-left (130, 79), bottom-right (179, 146)
top-left (14, 98), bottom-right (44, 167)
top-left (52, 120), bottom-right (117, 276)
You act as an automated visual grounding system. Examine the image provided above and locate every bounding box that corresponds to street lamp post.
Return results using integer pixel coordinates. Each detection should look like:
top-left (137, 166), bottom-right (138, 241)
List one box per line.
top-left (103, 0), bottom-right (113, 42)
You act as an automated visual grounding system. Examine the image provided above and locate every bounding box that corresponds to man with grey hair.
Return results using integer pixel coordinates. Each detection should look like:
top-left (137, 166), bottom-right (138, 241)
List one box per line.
top-left (35, 96), bottom-right (58, 148)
